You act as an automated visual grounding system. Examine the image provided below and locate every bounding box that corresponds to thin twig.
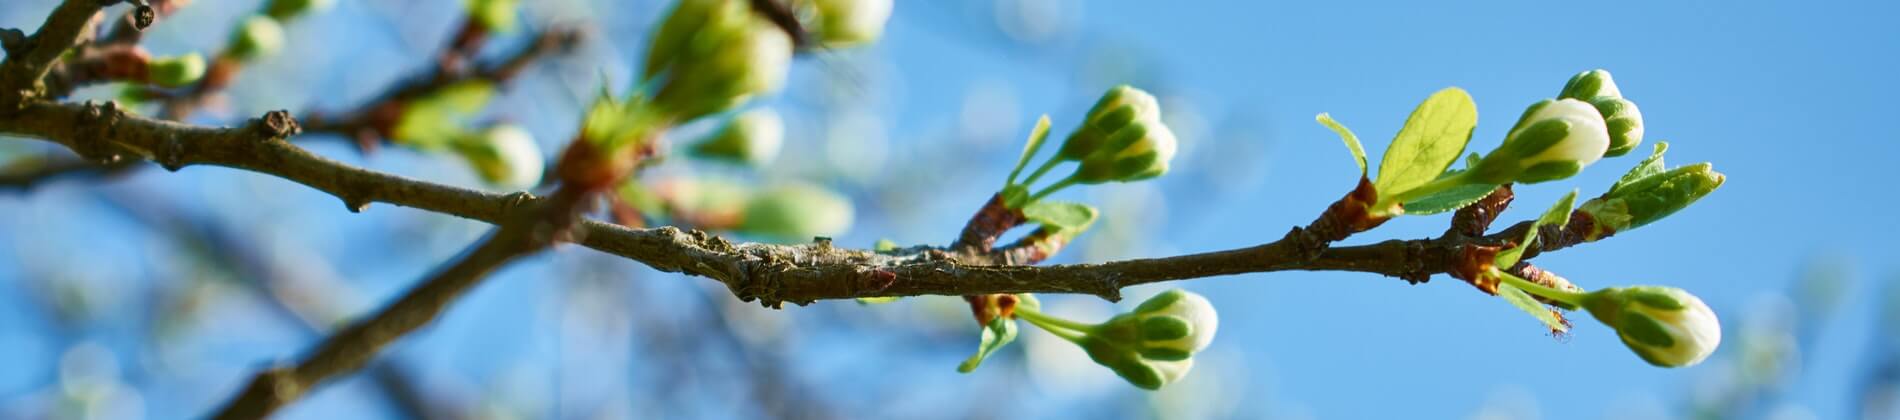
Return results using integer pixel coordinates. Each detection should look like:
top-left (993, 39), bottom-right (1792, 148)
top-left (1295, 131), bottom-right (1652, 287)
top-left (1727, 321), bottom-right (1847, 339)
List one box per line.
top-left (210, 225), bottom-right (541, 419)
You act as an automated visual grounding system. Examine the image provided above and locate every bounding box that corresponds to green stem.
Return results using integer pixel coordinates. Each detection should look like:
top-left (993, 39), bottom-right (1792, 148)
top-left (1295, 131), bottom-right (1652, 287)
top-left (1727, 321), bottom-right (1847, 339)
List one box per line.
top-left (1015, 307), bottom-right (1094, 343)
top-left (1021, 158), bottom-right (1065, 187)
top-left (1494, 268), bottom-right (1587, 306)
top-left (1027, 176), bottom-right (1079, 203)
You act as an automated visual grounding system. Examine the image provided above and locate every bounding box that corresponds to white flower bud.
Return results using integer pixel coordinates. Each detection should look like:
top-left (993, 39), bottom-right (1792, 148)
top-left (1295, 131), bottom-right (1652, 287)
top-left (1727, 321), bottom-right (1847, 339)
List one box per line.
top-left (1516, 99), bottom-right (1610, 167)
top-left (1073, 120), bottom-right (1178, 183)
top-left (812, 0), bottom-right (892, 47)
top-left (1471, 99), bottom-right (1611, 184)
top-left (458, 125), bottom-right (545, 188)
top-left (692, 108), bottom-right (785, 166)
top-left (1133, 289), bottom-right (1217, 356)
top-left (1583, 286), bottom-right (1722, 368)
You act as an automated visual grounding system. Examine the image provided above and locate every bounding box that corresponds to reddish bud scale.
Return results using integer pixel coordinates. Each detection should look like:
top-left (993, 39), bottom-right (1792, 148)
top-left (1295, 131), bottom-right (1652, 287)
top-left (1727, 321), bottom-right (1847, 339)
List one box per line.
top-left (1449, 244), bottom-right (1504, 294)
top-left (555, 138), bottom-right (651, 193)
top-left (964, 294), bottom-right (1019, 326)
top-left (953, 194), bottom-right (1027, 253)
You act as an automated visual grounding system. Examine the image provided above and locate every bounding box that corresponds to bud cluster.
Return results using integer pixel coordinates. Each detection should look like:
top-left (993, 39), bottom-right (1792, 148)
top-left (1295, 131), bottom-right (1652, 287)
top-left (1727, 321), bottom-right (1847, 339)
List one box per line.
top-left (1011, 289), bottom-right (1219, 390)
top-left (1007, 85), bottom-right (1179, 208)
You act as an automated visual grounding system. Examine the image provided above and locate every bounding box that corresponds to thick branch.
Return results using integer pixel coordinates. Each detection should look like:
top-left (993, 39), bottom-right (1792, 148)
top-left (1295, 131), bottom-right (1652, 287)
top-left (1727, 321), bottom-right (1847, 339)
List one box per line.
top-left (0, 101), bottom-right (1593, 309)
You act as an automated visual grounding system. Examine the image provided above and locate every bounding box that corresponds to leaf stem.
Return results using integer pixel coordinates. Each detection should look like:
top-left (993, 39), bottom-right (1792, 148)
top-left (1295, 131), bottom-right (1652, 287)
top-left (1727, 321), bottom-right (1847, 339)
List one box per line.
top-left (1014, 307), bottom-right (1093, 343)
top-left (1494, 268), bottom-right (1587, 306)
top-left (1027, 176), bottom-right (1079, 203)
top-left (1021, 158), bottom-right (1064, 188)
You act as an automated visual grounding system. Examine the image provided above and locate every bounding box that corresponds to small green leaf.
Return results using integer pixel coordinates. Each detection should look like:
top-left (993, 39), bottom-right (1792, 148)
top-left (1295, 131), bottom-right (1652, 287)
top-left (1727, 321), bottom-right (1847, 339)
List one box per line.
top-left (1498, 282), bottom-right (1569, 333)
top-left (1496, 190), bottom-right (1578, 268)
top-left (1316, 113), bottom-right (1367, 175)
top-left (856, 296), bottom-right (900, 305)
top-left (958, 317), bottom-right (1019, 373)
top-left (1402, 176), bottom-right (1499, 215)
top-left (1022, 201), bottom-right (1098, 234)
top-left (1609, 141), bottom-right (1669, 195)
top-left (1375, 87), bottom-right (1478, 198)
top-left (1006, 115), bottom-right (1054, 186)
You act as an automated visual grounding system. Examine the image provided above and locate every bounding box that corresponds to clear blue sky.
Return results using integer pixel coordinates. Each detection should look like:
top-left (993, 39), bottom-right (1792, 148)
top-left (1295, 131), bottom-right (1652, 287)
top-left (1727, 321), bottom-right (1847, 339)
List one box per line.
top-left (1, 0), bottom-right (1896, 419)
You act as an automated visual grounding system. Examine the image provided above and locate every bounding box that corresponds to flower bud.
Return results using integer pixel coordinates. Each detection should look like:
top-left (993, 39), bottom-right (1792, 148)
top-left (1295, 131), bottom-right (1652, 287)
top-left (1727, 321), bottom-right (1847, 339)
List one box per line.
top-left (739, 183), bottom-right (854, 241)
top-left (228, 15), bottom-right (286, 60)
top-left (811, 0), bottom-right (892, 47)
top-left (265, 0), bottom-right (334, 21)
top-left (647, 0), bottom-right (794, 121)
top-left (1577, 163), bottom-right (1724, 240)
top-left (465, 0), bottom-right (521, 33)
top-left (1055, 85), bottom-right (1161, 162)
top-left (455, 125), bottom-right (546, 188)
top-left (1076, 289), bottom-right (1218, 389)
top-left (1470, 99), bottom-right (1611, 184)
top-left (146, 53), bottom-right (206, 88)
top-left (1581, 286), bottom-right (1722, 367)
top-left (1590, 96), bottom-right (1644, 157)
top-left (691, 108), bottom-right (784, 166)
top-left (1558, 69), bottom-right (1622, 101)
top-left (1071, 120), bottom-right (1177, 184)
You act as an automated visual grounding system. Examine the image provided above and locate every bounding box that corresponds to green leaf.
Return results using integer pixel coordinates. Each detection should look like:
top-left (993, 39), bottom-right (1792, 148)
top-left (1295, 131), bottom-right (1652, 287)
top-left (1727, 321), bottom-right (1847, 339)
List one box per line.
top-left (958, 317), bottom-right (1019, 372)
top-left (1498, 282), bottom-right (1569, 333)
top-left (1375, 87), bottom-right (1478, 198)
top-left (1022, 201), bottom-right (1098, 234)
top-left (1316, 113), bottom-right (1367, 175)
top-left (1496, 190), bottom-right (1578, 268)
top-left (856, 296), bottom-right (900, 305)
top-left (1609, 141), bottom-right (1669, 195)
top-left (1402, 176), bottom-right (1499, 215)
top-left (1006, 115), bottom-right (1054, 186)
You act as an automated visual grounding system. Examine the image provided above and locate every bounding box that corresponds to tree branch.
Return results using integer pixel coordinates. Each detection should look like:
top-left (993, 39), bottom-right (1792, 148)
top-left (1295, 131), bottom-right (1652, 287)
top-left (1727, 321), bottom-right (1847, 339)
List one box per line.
top-left (0, 0), bottom-right (105, 108)
top-left (0, 100), bottom-right (1602, 309)
top-left (210, 224), bottom-right (541, 419)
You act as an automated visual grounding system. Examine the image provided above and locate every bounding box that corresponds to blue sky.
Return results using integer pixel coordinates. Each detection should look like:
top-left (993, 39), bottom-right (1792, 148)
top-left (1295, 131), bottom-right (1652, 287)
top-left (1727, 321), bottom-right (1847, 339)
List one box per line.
top-left (2, 0), bottom-right (1898, 418)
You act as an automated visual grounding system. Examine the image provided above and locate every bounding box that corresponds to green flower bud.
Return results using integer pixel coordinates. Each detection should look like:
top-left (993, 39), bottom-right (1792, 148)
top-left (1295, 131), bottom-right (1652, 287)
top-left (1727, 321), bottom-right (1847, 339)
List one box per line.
top-left (1470, 99), bottom-right (1610, 184)
top-left (1581, 286), bottom-right (1722, 368)
top-left (454, 125), bottom-right (545, 188)
top-left (1071, 120), bottom-right (1177, 184)
top-left (1055, 85), bottom-right (1161, 162)
top-left (643, 0), bottom-right (733, 81)
top-left (655, 177), bottom-right (753, 226)
top-left (228, 15), bottom-right (286, 60)
top-left (265, 0), bottom-right (335, 21)
top-left (1558, 69), bottom-right (1622, 101)
top-left (648, 0), bottom-right (794, 121)
top-left (691, 108), bottom-right (784, 166)
top-left (146, 53), bottom-right (206, 88)
top-left (1578, 163), bottom-right (1725, 240)
top-left (811, 0), bottom-right (892, 47)
top-left (739, 183), bottom-right (854, 241)
top-left (1075, 289), bottom-right (1217, 390)
top-left (465, 0), bottom-right (521, 33)
top-left (1590, 96), bottom-right (1644, 157)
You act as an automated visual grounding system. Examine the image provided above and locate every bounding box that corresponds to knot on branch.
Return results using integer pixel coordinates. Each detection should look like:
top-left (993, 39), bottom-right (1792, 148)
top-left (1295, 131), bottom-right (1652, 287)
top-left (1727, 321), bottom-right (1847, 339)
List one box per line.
top-left (128, 1), bottom-right (156, 30)
top-left (72, 100), bottom-right (126, 162)
top-left (253, 110), bottom-right (302, 139)
top-left (0, 28), bottom-right (26, 54)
